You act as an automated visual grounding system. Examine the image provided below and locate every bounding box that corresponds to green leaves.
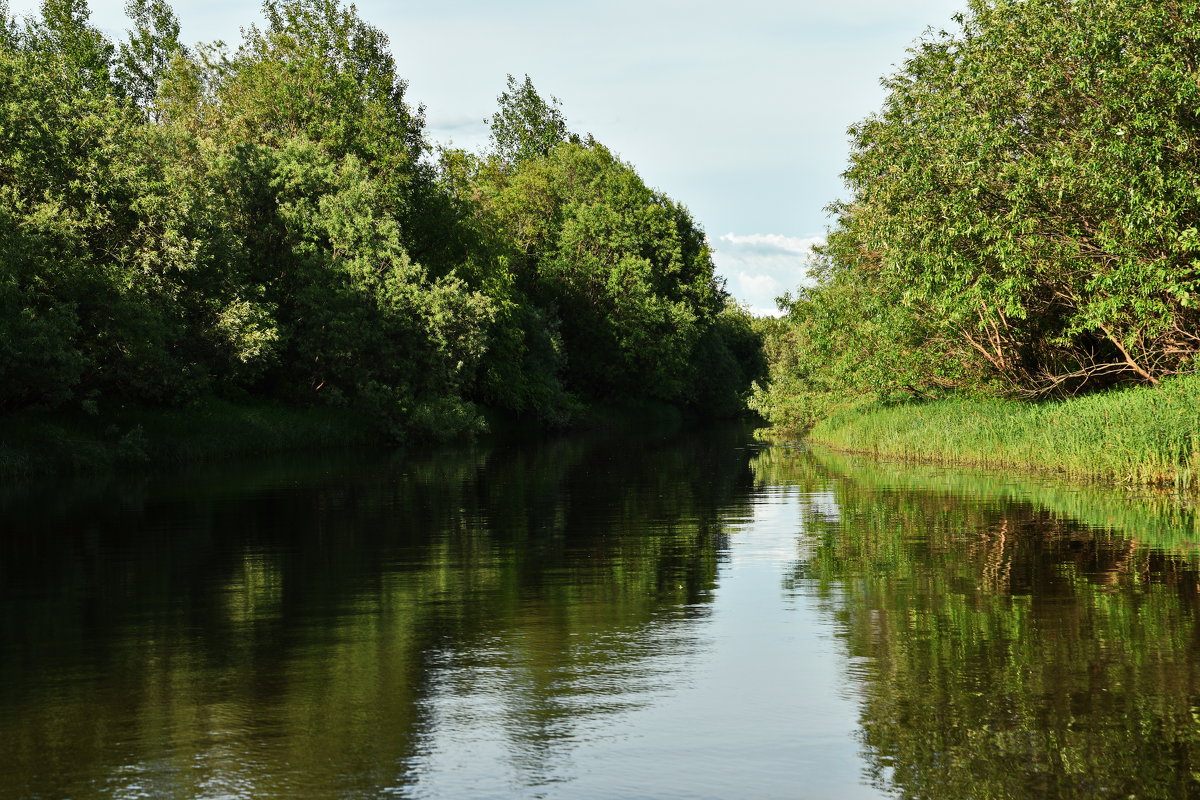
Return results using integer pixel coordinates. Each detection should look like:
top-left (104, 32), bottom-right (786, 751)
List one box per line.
top-left (797, 0), bottom-right (1200, 405)
top-left (1, 0), bottom-right (753, 432)
top-left (488, 74), bottom-right (569, 167)
top-left (115, 0), bottom-right (184, 115)
top-left (468, 133), bottom-right (737, 408)
top-left (25, 0), bottom-right (115, 94)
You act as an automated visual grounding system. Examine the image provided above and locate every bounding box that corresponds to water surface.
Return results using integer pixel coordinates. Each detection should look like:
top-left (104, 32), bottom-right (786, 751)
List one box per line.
top-left (2, 427), bottom-right (1200, 798)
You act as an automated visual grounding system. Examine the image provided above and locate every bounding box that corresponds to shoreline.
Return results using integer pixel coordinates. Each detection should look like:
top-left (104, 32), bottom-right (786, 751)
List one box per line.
top-left (0, 400), bottom-right (386, 478)
top-left (783, 375), bottom-right (1200, 490)
top-left (769, 444), bottom-right (1200, 552)
top-left (0, 397), bottom-right (712, 478)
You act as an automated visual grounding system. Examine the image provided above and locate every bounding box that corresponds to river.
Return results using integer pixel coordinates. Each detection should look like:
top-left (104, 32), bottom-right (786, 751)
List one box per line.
top-left (2, 424), bottom-right (1198, 798)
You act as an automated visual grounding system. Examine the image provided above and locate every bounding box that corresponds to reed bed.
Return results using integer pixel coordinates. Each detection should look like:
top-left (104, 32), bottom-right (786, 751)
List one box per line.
top-left (809, 375), bottom-right (1200, 488)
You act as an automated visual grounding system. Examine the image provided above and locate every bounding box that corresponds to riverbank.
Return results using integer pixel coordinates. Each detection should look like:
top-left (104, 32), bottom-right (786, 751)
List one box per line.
top-left (0, 397), bottom-right (700, 478)
top-left (0, 401), bottom-right (388, 477)
top-left (805, 374), bottom-right (1200, 488)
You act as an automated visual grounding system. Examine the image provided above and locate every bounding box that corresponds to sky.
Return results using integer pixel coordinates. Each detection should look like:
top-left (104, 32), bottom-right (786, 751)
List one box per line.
top-left (10, 0), bottom-right (966, 315)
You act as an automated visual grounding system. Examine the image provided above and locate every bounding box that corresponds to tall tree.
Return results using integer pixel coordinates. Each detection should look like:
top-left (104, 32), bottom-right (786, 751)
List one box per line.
top-left (115, 0), bottom-right (184, 117)
top-left (26, 0), bottom-right (114, 94)
top-left (829, 0), bottom-right (1200, 395)
top-left (0, 1), bottom-right (15, 50)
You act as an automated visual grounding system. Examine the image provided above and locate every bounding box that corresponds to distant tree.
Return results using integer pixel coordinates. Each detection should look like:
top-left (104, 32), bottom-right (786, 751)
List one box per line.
top-left (754, 0), bottom-right (1200, 426)
top-left (230, 0), bottom-right (425, 168)
top-left (470, 136), bottom-right (732, 405)
top-left (0, 0), bottom-right (759, 429)
top-left (0, 1), bottom-right (15, 50)
top-left (196, 0), bottom-right (493, 423)
top-left (0, 18), bottom-right (196, 408)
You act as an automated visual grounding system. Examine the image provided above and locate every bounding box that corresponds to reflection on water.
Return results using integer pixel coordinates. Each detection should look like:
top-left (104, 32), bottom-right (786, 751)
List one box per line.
top-left (0, 426), bottom-right (768, 799)
top-left (3, 430), bottom-right (1200, 798)
top-left (758, 446), bottom-right (1200, 800)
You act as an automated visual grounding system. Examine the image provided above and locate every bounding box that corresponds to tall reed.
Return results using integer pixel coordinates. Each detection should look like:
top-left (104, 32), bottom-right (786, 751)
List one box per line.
top-left (809, 375), bottom-right (1200, 488)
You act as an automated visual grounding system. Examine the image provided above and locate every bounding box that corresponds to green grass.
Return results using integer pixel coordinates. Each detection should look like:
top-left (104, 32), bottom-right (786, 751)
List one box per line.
top-left (808, 374), bottom-right (1200, 488)
top-left (0, 399), bottom-right (386, 477)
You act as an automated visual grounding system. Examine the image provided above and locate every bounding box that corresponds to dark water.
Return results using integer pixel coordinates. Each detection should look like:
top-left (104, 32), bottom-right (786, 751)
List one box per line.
top-left (3, 426), bottom-right (1200, 799)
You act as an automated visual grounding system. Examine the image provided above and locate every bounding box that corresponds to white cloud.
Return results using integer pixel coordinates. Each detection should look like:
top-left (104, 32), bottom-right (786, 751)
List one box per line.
top-left (712, 232), bottom-right (824, 316)
top-left (737, 271), bottom-right (783, 298)
top-left (718, 233), bottom-right (824, 255)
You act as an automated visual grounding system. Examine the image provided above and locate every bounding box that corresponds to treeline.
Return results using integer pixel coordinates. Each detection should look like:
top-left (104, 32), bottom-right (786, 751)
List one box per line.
top-left (753, 0), bottom-right (1200, 431)
top-left (0, 0), bottom-right (764, 438)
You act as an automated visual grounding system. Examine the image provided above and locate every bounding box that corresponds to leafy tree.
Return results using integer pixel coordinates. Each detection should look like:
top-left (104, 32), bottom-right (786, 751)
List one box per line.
top-left (0, 0), bottom-right (761, 432)
top-left (437, 76), bottom-right (762, 420)
top-left (263, 136), bottom-right (491, 411)
top-left (0, 10), bottom-right (204, 408)
top-left (488, 74), bottom-right (570, 166)
top-left (830, 0), bottom-right (1200, 396)
top-left (227, 0), bottom-right (425, 180)
top-left (115, 0), bottom-right (184, 116)
top-left (0, 2), bottom-right (15, 50)
top-left (690, 300), bottom-right (768, 417)
top-left (179, 0), bottom-right (496, 429)
top-left (758, 0), bottom-right (1200, 432)
top-left (751, 232), bottom-right (992, 432)
top-left (473, 137), bottom-right (727, 404)
top-left (23, 0), bottom-right (114, 94)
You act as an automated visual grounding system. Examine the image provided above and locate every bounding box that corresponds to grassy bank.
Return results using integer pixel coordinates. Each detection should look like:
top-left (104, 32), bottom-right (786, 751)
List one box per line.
top-left (0, 401), bottom-right (387, 477)
top-left (807, 374), bottom-right (1200, 488)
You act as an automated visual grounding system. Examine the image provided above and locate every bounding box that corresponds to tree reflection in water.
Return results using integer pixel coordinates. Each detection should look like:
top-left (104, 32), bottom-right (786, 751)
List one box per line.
top-left (755, 446), bottom-right (1200, 800)
top-left (0, 426), bottom-right (754, 799)
top-left (7, 432), bottom-right (1200, 799)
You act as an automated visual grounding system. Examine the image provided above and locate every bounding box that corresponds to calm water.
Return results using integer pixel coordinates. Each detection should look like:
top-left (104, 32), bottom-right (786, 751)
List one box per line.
top-left (3, 425), bottom-right (1200, 799)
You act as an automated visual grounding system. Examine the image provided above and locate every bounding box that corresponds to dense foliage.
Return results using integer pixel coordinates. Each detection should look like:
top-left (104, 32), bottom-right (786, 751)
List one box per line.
top-left (755, 0), bottom-right (1200, 430)
top-left (0, 0), bottom-right (762, 437)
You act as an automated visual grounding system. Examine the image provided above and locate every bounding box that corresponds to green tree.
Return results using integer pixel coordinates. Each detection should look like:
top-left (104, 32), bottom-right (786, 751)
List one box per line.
top-left (488, 74), bottom-right (570, 166)
top-left (0, 0), bottom-right (761, 431)
top-left (750, 235), bottom-right (989, 432)
top-left (474, 138), bottom-right (727, 404)
top-left (830, 0), bottom-right (1200, 396)
top-left (23, 0), bottom-right (114, 94)
top-left (115, 0), bottom-right (184, 116)
top-left (0, 2), bottom-right (15, 49)
top-left (0, 7), bottom-right (205, 408)
top-left (186, 0), bottom-right (494, 431)
top-left (439, 76), bottom-right (761, 420)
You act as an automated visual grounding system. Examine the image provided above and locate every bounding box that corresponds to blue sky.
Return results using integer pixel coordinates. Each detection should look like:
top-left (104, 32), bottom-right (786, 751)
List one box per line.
top-left (11, 0), bottom-right (965, 314)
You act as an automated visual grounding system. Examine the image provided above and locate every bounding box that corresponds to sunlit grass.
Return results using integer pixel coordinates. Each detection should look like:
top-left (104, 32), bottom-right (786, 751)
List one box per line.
top-left (809, 374), bottom-right (1200, 488)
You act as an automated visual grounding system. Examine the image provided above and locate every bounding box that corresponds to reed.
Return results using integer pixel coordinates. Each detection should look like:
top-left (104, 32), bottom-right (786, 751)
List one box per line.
top-left (809, 374), bottom-right (1200, 488)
